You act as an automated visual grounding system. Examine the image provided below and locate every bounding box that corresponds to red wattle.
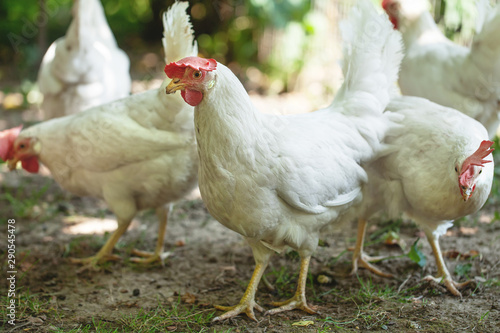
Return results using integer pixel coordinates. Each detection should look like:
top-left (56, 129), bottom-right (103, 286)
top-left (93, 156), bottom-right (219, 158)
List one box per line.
top-left (181, 89), bottom-right (203, 106)
top-left (22, 156), bottom-right (39, 173)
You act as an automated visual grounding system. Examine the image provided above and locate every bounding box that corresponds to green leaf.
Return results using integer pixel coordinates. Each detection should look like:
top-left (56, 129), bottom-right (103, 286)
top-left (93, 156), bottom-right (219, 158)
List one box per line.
top-left (454, 263), bottom-right (472, 278)
top-left (407, 239), bottom-right (427, 268)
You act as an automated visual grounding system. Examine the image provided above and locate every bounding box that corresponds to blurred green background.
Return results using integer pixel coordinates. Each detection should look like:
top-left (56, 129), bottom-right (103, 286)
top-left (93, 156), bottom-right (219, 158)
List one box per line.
top-left (0, 0), bottom-right (494, 106)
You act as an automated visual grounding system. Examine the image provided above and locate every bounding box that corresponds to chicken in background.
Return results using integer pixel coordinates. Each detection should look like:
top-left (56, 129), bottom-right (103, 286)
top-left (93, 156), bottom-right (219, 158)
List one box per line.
top-left (164, 0), bottom-right (403, 321)
top-left (351, 96), bottom-right (494, 296)
top-left (0, 1), bottom-right (198, 270)
top-left (37, 0), bottom-right (131, 119)
top-left (382, 0), bottom-right (500, 138)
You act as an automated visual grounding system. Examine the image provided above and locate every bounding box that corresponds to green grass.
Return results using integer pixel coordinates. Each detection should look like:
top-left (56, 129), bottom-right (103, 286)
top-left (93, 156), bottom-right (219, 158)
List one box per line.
top-left (2, 294), bottom-right (217, 333)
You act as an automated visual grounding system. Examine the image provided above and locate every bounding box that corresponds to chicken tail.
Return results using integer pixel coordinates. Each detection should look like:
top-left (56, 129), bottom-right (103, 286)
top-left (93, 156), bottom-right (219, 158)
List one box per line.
top-left (333, 0), bottom-right (403, 114)
top-left (162, 1), bottom-right (198, 64)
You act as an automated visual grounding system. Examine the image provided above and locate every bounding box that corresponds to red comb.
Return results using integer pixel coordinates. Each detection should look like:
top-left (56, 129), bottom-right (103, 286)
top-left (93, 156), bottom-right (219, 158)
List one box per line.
top-left (460, 140), bottom-right (494, 175)
top-left (381, 0), bottom-right (392, 10)
top-left (164, 56), bottom-right (217, 79)
top-left (0, 125), bottom-right (23, 161)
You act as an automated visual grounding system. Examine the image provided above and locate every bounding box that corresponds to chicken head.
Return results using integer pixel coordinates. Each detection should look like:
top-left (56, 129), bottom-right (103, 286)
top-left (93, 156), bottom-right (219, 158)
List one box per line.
top-left (382, 0), bottom-right (429, 29)
top-left (164, 56), bottom-right (217, 106)
top-left (0, 127), bottom-right (40, 173)
top-left (457, 140), bottom-right (494, 201)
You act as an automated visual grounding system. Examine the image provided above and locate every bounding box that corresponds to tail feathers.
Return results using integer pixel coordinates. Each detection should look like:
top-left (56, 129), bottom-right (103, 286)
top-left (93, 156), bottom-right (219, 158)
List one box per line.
top-left (334, 0), bottom-right (403, 114)
top-left (162, 1), bottom-right (198, 64)
top-left (471, 0), bottom-right (500, 81)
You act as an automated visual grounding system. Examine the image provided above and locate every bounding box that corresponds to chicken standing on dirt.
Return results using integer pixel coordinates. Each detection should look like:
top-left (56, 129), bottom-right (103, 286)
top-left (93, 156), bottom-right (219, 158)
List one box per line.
top-left (0, 2), bottom-right (198, 270)
top-left (38, 0), bottom-right (131, 119)
top-left (351, 96), bottom-right (494, 297)
top-left (164, 0), bottom-right (403, 321)
top-left (382, 0), bottom-right (500, 138)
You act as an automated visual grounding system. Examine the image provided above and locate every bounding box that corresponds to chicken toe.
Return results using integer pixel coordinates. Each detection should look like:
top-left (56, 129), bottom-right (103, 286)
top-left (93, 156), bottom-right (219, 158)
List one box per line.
top-left (424, 230), bottom-right (473, 297)
top-left (351, 252), bottom-right (394, 278)
top-left (350, 219), bottom-right (393, 278)
top-left (423, 275), bottom-right (473, 297)
top-left (130, 206), bottom-right (170, 265)
top-left (265, 256), bottom-right (317, 316)
top-left (212, 261), bottom-right (268, 322)
top-left (129, 249), bottom-right (171, 265)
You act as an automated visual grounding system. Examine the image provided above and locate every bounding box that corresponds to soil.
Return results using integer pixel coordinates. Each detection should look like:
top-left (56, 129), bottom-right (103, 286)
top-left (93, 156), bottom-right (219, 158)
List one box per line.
top-left (1, 103), bottom-right (500, 333)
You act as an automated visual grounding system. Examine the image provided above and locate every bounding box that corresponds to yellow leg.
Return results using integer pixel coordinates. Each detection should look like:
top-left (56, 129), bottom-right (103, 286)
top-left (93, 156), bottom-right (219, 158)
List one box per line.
top-left (213, 260), bottom-right (269, 322)
top-left (423, 230), bottom-right (471, 297)
top-left (350, 219), bottom-right (393, 278)
top-left (70, 220), bottom-right (131, 270)
top-left (266, 256), bottom-right (317, 316)
top-left (130, 205), bottom-right (171, 264)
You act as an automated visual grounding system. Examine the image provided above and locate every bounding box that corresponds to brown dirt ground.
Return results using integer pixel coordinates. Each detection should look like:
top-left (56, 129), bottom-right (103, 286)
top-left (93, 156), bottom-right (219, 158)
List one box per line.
top-left (1, 103), bottom-right (500, 333)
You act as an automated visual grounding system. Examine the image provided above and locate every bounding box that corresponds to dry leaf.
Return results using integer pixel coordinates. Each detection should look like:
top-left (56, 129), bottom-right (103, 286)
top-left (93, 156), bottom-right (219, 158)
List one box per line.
top-left (181, 292), bottom-right (196, 304)
top-left (28, 316), bottom-right (44, 325)
top-left (175, 240), bottom-right (185, 247)
top-left (443, 250), bottom-right (461, 259)
top-left (317, 274), bottom-right (332, 284)
top-left (292, 320), bottom-right (314, 327)
top-left (459, 227), bottom-right (478, 236)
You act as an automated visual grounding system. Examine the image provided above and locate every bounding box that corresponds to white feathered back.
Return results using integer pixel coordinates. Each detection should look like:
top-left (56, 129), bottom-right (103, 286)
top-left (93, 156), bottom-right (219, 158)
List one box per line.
top-left (470, 0), bottom-right (500, 80)
top-left (162, 1), bottom-right (198, 64)
top-left (334, 0), bottom-right (403, 114)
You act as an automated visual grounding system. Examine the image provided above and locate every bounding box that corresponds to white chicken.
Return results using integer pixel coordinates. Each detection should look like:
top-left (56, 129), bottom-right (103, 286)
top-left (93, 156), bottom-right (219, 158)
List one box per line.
top-left (351, 96), bottom-right (494, 296)
top-left (164, 0), bottom-right (403, 321)
top-left (37, 0), bottom-right (131, 119)
top-left (1, 1), bottom-right (198, 269)
top-left (382, 0), bottom-right (500, 138)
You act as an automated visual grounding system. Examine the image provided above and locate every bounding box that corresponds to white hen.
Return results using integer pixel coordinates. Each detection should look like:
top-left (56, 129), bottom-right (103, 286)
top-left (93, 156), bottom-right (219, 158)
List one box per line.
top-left (3, 1), bottom-right (198, 269)
top-left (164, 0), bottom-right (403, 321)
top-left (351, 96), bottom-right (494, 296)
top-left (37, 0), bottom-right (131, 119)
top-left (382, 0), bottom-right (500, 138)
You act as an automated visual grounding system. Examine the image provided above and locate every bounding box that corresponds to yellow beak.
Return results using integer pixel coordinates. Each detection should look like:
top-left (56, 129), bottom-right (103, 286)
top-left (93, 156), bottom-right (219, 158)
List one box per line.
top-left (461, 187), bottom-right (473, 202)
top-left (165, 79), bottom-right (186, 94)
top-left (7, 158), bottom-right (19, 171)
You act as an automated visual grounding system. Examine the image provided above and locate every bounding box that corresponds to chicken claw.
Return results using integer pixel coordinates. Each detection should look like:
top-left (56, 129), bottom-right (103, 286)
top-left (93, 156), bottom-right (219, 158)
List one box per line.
top-left (266, 295), bottom-right (317, 316)
top-left (265, 256), bottom-right (317, 316)
top-left (423, 230), bottom-right (473, 297)
top-left (70, 254), bottom-right (122, 273)
top-left (423, 275), bottom-right (473, 297)
top-left (213, 261), bottom-right (268, 322)
top-left (129, 249), bottom-right (171, 265)
top-left (350, 219), bottom-right (393, 278)
top-left (213, 301), bottom-right (265, 322)
top-left (351, 252), bottom-right (394, 278)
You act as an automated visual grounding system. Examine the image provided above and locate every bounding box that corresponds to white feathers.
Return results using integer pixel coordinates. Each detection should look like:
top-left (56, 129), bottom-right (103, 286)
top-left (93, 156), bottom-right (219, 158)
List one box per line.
top-left (162, 1), bottom-right (198, 64)
top-left (335, 0), bottom-right (403, 112)
top-left (37, 0), bottom-right (131, 119)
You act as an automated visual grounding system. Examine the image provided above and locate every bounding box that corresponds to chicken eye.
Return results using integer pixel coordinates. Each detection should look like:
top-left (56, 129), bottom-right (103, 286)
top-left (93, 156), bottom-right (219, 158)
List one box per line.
top-left (454, 167), bottom-right (458, 172)
top-left (479, 170), bottom-right (482, 174)
top-left (19, 144), bottom-right (25, 149)
top-left (193, 71), bottom-right (202, 79)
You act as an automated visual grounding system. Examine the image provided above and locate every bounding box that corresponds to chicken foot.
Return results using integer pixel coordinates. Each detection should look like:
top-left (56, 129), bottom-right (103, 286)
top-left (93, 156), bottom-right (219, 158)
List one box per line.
top-left (265, 256), bottom-right (317, 316)
top-left (130, 205), bottom-right (171, 265)
top-left (423, 230), bottom-right (472, 297)
top-left (350, 219), bottom-right (393, 278)
top-left (213, 260), bottom-right (269, 322)
top-left (69, 221), bottom-right (130, 271)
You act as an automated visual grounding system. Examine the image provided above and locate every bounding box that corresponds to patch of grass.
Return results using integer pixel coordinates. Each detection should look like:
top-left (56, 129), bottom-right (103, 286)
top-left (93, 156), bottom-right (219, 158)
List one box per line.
top-left (0, 182), bottom-right (52, 220)
top-left (119, 298), bottom-right (215, 332)
top-left (265, 265), bottom-right (297, 299)
top-left (0, 289), bottom-right (53, 324)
